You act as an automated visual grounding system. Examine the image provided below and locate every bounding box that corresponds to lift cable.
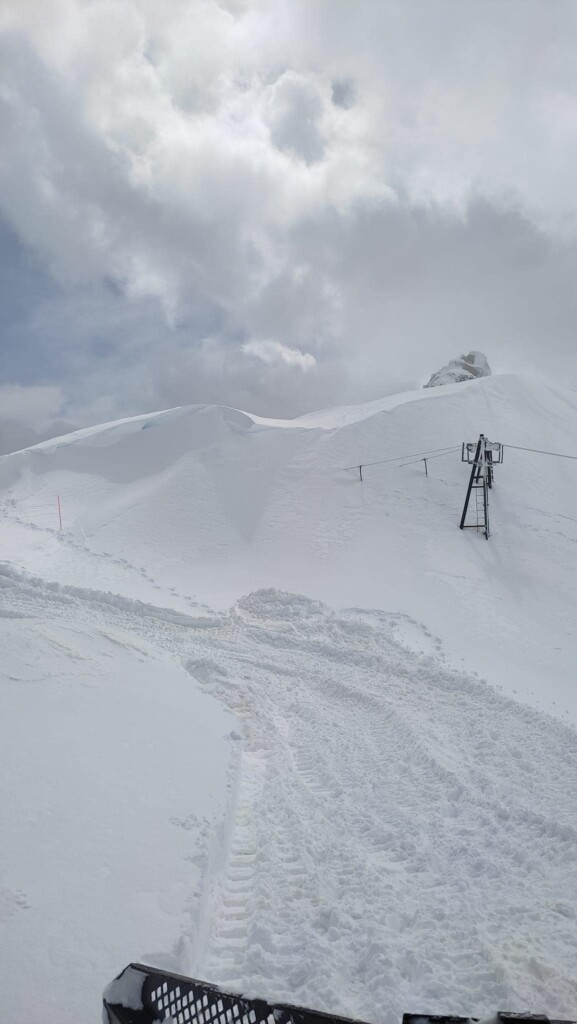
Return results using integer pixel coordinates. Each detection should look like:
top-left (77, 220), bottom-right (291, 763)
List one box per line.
top-left (503, 443), bottom-right (577, 462)
top-left (399, 449), bottom-right (461, 468)
top-left (344, 444), bottom-right (461, 472)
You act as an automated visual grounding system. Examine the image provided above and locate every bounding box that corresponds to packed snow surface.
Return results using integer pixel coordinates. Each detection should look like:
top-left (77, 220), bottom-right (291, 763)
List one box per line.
top-left (1, 373), bottom-right (577, 1023)
top-left (0, 574), bottom-right (236, 1023)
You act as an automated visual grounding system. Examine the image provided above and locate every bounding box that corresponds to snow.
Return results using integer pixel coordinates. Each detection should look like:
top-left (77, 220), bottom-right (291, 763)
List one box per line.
top-left (103, 965), bottom-right (144, 1013)
top-left (1, 372), bottom-right (577, 1022)
top-left (2, 373), bottom-right (577, 720)
top-left (0, 592), bottom-right (236, 1023)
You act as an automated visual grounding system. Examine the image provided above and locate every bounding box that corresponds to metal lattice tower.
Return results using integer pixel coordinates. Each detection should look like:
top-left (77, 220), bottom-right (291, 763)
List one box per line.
top-left (460, 434), bottom-right (503, 539)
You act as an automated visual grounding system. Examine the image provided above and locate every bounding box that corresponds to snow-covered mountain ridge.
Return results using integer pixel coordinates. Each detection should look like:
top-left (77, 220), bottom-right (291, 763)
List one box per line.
top-left (1, 372), bottom-right (576, 719)
top-left (2, 371), bottom-right (577, 1024)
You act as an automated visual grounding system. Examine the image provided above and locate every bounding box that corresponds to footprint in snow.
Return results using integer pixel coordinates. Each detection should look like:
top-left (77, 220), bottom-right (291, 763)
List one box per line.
top-left (0, 888), bottom-right (31, 920)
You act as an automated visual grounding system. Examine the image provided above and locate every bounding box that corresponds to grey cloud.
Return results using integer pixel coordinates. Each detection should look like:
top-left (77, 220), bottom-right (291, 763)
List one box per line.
top-left (267, 73), bottom-right (326, 164)
top-left (0, 418), bottom-right (77, 456)
top-left (1, 0), bottom-right (577, 438)
top-left (331, 79), bottom-right (356, 110)
top-left (0, 382), bottom-right (76, 455)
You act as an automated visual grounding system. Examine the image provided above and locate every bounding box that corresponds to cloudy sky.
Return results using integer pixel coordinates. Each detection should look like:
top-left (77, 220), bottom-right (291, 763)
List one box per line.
top-left (1, 0), bottom-right (577, 449)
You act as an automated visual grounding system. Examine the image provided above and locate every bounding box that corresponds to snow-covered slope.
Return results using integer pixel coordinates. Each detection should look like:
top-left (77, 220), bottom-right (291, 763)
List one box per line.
top-left (2, 372), bottom-right (577, 719)
top-left (0, 583), bottom-right (236, 1023)
top-left (2, 372), bottom-right (577, 1023)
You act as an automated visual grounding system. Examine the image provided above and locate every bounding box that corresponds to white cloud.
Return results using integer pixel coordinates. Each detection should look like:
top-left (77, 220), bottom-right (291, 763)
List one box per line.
top-left (243, 339), bottom-right (316, 370)
top-left (0, 384), bottom-right (71, 454)
top-left (0, 384), bottom-right (65, 429)
top-left (1, 0), bottom-right (577, 425)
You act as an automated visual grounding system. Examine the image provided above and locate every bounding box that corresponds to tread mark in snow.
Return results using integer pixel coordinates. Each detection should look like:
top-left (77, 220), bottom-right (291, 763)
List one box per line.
top-left (204, 751), bottom-right (267, 988)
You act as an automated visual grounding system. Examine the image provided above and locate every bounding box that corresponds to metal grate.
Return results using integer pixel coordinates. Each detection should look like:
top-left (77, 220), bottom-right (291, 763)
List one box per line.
top-left (104, 964), bottom-right (576, 1024)
top-left (144, 976), bottom-right (276, 1024)
top-left (104, 964), bottom-right (364, 1024)
top-left (403, 1016), bottom-right (575, 1024)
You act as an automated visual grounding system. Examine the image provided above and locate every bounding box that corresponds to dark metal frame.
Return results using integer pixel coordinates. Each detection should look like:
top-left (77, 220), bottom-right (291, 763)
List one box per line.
top-left (459, 434), bottom-right (503, 539)
top-left (460, 436), bottom-right (489, 539)
top-left (103, 964), bottom-right (575, 1024)
top-left (104, 964), bottom-right (367, 1024)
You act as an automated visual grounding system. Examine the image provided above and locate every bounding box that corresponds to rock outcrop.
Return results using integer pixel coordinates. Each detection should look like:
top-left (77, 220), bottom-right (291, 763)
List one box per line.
top-left (424, 351), bottom-right (491, 388)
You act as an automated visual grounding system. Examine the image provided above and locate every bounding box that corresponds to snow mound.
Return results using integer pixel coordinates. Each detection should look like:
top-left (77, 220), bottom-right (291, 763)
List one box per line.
top-left (424, 351), bottom-right (491, 388)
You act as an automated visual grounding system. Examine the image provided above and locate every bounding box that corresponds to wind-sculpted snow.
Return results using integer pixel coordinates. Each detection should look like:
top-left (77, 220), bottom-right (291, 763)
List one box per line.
top-left (0, 561), bottom-right (220, 627)
top-left (2, 372), bottom-right (577, 721)
top-left (2, 569), bottom-right (576, 1022)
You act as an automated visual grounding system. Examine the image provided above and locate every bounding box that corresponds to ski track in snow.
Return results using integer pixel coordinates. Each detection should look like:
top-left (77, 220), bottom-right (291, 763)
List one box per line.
top-left (2, 566), bottom-right (577, 1022)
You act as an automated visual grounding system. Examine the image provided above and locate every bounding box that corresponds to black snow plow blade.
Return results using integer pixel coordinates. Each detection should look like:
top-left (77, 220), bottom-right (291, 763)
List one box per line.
top-left (103, 964), bottom-right (576, 1024)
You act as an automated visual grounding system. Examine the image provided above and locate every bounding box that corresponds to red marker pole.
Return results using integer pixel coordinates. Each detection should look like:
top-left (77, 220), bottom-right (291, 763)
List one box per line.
top-left (57, 496), bottom-right (62, 531)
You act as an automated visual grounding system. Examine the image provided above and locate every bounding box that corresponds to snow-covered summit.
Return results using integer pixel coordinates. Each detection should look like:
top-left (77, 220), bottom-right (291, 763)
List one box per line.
top-left (424, 350), bottom-right (491, 388)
